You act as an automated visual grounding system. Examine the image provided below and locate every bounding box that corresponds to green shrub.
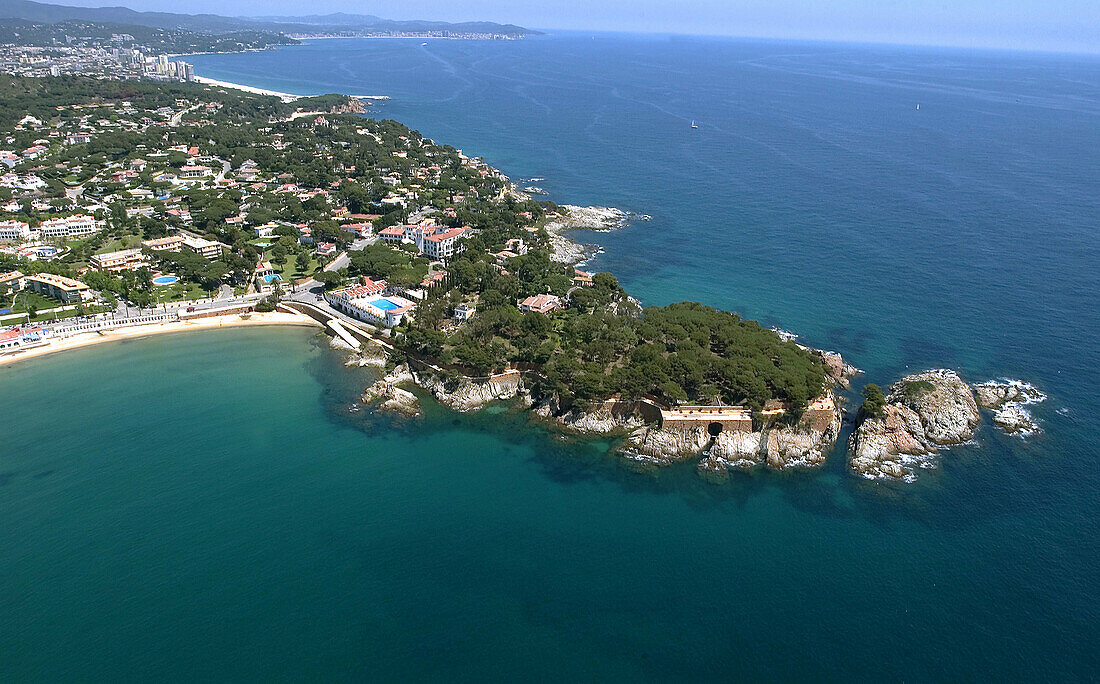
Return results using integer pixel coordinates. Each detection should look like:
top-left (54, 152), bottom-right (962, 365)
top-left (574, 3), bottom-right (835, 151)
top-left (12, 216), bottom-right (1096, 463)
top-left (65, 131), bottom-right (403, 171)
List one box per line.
top-left (861, 384), bottom-right (887, 418)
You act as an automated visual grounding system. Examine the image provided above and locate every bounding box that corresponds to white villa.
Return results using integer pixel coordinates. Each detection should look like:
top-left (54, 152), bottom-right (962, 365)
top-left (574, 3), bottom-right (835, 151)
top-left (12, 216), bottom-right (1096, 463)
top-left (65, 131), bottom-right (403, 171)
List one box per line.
top-left (0, 220), bottom-right (33, 241)
top-left (37, 215), bottom-right (97, 240)
top-left (327, 281), bottom-right (415, 328)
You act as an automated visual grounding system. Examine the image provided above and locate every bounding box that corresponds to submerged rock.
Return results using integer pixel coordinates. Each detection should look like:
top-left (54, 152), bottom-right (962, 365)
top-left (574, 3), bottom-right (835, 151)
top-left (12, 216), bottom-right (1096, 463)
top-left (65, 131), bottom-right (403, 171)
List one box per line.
top-left (848, 369), bottom-right (981, 481)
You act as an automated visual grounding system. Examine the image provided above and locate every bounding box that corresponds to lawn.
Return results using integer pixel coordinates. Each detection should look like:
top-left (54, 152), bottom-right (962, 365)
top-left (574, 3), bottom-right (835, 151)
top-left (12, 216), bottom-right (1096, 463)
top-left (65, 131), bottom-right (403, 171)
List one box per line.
top-left (154, 279), bottom-right (210, 302)
top-left (0, 291), bottom-right (63, 315)
top-left (272, 255), bottom-right (322, 283)
top-left (94, 233), bottom-right (145, 253)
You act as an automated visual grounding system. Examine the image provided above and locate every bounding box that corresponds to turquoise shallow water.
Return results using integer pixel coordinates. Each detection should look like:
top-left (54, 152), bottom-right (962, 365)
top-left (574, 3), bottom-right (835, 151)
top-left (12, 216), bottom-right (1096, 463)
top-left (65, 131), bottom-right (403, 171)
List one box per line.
top-left (2, 34), bottom-right (1098, 679)
top-left (2, 328), bottom-right (1096, 680)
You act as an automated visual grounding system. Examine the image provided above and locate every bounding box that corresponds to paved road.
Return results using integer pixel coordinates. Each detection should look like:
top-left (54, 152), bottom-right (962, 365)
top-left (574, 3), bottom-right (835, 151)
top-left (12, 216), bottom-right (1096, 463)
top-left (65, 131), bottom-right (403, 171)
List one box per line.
top-left (169, 104), bottom-right (202, 127)
top-left (115, 292), bottom-right (266, 319)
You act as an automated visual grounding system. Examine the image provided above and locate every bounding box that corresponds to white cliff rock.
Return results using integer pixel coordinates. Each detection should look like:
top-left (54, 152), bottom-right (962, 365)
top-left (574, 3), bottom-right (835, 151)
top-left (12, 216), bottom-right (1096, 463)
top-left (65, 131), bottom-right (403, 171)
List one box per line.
top-left (532, 396), bottom-right (646, 435)
top-left (620, 425), bottom-right (711, 466)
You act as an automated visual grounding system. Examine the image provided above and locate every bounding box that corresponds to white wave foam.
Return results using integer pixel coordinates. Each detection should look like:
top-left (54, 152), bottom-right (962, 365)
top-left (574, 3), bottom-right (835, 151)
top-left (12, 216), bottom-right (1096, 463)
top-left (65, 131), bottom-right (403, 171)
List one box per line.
top-left (770, 327), bottom-right (798, 342)
top-left (974, 378), bottom-right (1047, 437)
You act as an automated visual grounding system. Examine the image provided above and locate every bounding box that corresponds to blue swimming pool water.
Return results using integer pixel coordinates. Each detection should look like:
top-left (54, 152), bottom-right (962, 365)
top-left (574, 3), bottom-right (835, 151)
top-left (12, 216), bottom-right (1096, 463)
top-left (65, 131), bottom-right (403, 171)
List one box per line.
top-left (261, 273), bottom-right (281, 283)
top-left (372, 298), bottom-right (399, 311)
top-left (152, 276), bottom-right (178, 285)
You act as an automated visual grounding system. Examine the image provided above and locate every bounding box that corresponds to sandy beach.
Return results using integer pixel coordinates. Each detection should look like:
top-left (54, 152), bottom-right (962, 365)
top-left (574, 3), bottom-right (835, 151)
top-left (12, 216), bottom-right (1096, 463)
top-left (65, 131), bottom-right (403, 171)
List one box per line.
top-left (0, 312), bottom-right (322, 368)
top-left (192, 76), bottom-right (303, 102)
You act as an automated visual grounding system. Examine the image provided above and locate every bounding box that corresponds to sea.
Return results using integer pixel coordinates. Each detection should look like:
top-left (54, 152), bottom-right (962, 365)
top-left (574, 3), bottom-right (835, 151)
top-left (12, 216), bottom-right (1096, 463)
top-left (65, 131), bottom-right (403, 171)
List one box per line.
top-left (2, 33), bottom-right (1098, 680)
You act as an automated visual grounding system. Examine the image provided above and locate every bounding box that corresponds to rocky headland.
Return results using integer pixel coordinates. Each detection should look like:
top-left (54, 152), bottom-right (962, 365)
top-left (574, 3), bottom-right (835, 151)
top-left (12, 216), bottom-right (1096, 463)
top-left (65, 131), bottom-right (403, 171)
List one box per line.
top-left (358, 345), bottom-right (852, 481)
top-left (543, 205), bottom-right (633, 263)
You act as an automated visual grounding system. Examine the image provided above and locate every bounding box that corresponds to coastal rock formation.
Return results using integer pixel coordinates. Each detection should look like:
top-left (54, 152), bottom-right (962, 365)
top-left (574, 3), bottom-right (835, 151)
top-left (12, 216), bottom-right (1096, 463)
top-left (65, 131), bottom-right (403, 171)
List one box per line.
top-left (817, 350), bottom-right (860, 389)
top-left (533, 399), bottom-right (647, 435)
top-left (334, 337), bottom-right (389, 368)
top-left (415, 370), bottom-right (529, 412)
top-left (697, 404), bottom-right (843, 476)
top-left (543, 205), bottom-right (630, 264)
top-left (620, 395), bottom-right (843, 476)
top-left (848, 369), bottom-right (981, 480)
top-left (847, 403), bottom-right (938, 480)
top-left (621, 425), bottom-right (711, 466)
top-left (330, 97), bottom-right (366, 114)
top-left (361, 364), bottom-right (421, 416)
top-left (973, 379), bottom-right (1047, 435)
top-left (556, 205), bottom-right (629, 230)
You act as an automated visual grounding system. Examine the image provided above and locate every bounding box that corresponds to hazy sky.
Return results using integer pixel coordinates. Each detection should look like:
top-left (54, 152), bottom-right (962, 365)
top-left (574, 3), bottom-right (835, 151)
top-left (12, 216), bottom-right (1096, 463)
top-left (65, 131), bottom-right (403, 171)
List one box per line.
top-left (62, 0), bottom-right (1099, 53)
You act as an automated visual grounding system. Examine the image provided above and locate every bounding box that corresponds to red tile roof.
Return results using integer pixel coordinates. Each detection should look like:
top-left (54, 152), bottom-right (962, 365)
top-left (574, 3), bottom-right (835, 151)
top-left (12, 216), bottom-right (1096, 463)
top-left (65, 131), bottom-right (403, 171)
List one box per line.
top-left (423, 227), bottom-right (467, 243)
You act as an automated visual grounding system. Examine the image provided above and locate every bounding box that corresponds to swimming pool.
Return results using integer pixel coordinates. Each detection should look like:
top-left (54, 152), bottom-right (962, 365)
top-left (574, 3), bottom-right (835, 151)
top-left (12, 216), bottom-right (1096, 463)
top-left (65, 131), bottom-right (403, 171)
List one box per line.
top-left (261, 273), bottom-right (281, 284)
top-left (153, 276), bottom-right (179, 285)
top-left (372, 298), bottom-right (400, 311)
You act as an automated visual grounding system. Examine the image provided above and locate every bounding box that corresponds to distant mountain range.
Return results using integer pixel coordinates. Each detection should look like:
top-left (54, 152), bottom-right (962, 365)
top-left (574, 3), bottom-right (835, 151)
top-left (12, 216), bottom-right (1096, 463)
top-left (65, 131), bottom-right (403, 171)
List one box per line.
top-left (0, 0), bottom-right (540, 37)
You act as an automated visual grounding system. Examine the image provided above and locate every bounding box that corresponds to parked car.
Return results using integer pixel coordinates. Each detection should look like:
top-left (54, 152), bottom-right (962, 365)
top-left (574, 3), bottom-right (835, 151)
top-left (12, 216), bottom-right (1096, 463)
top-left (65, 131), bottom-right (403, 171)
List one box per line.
top-left (186, 306), bottom-right (196, 312)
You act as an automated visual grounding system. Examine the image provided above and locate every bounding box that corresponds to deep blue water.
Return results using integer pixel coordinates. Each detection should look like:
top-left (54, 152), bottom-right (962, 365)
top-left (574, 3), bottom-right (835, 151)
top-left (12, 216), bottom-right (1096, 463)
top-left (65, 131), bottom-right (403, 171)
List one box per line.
top-left (2, 34), bottom-right (1097, 680)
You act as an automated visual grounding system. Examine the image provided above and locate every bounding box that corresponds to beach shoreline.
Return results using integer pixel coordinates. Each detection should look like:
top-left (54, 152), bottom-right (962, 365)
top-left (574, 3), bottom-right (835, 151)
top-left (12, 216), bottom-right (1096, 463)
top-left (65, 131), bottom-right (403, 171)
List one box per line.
top-left (192, 76), bottom-right (305, 102)
top-left (0, 312), bottom-right (323, 368)
top-left (192, 75), bottom-right (390, 102)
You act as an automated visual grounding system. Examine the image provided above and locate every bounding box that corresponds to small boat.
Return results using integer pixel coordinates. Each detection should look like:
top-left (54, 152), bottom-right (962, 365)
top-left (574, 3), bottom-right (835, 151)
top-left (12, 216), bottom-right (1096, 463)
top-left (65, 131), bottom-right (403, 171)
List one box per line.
top-left (916, 104), bottom-right (920, 110)
top-left (421, 42), bottom-right (428, 46)
top-left (691, 120), bottom-right (699, 128)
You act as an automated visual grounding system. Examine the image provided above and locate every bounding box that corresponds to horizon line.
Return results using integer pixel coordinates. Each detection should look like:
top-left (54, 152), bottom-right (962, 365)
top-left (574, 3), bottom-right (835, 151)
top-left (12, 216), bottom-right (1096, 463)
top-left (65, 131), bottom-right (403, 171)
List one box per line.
top-left (514, 27), bottom-right (1100, 58)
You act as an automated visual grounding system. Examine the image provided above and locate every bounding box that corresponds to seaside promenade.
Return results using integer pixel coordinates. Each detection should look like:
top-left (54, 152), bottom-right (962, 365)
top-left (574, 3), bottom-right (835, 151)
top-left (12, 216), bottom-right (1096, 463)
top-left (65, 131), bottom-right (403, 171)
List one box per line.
top-left (0, 306), bottom-right (322, 367)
